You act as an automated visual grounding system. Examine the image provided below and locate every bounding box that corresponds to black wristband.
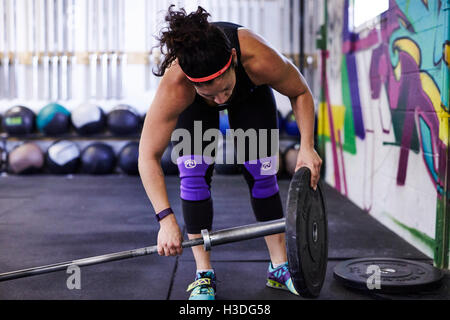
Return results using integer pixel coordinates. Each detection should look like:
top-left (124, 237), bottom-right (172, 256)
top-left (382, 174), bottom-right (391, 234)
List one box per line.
top-left (156, 208), bottom-right (173, 222)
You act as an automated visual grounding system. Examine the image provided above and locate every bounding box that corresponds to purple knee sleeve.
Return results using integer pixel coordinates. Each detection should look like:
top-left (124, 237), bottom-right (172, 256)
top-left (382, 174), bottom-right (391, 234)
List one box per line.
top-left (177, 155), bottom-right (214, 201)
top-left (244, 156), bottom-right (279, 199)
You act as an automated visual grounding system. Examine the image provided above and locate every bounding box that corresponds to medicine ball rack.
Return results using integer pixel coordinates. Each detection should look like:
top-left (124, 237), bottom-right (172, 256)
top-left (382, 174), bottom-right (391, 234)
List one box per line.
top-left (0, 131), bottom-right (140, 175)
top-left (0, 130), bottom-right (302, 177)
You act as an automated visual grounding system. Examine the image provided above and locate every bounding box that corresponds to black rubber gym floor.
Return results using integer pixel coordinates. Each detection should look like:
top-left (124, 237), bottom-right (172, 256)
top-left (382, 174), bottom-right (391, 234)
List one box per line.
top-left (0, 174), bottom-right (448, 300)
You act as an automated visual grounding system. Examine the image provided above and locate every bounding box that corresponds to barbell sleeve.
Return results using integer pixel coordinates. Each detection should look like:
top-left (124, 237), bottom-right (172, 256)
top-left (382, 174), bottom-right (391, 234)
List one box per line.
top-left (0, 218), bottom-right (286, 282)
top-left (207, 218), bottom-right (286, 248)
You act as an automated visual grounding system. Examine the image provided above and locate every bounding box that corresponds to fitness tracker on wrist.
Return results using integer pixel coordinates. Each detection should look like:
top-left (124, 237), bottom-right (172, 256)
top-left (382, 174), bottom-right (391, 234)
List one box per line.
top-left (156, 208), bottom-right (173, 222)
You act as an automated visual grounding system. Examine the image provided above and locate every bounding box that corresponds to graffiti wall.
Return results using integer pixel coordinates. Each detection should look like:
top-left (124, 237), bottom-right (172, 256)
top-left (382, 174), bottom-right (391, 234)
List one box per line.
top-left (317, 0), bottom-right (450, 266)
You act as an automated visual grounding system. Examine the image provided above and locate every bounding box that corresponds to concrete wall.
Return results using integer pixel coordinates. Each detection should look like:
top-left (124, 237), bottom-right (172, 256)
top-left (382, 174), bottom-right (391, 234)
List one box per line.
top-left (317, 0), bottom-right (450, 267)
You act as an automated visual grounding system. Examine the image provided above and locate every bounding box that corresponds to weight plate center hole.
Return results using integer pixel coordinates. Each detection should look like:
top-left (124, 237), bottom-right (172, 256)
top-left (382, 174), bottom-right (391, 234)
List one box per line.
top-left (380, 268), bottom-right (397, 274)
top-left (312, 222), bottom-right (318, 243)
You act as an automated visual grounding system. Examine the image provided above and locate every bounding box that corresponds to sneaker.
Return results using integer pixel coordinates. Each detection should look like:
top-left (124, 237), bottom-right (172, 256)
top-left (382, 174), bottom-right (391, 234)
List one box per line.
top-left (266, 262), bottom-right (299, 295)
top-left (187, 270), bottom-right (216, 300)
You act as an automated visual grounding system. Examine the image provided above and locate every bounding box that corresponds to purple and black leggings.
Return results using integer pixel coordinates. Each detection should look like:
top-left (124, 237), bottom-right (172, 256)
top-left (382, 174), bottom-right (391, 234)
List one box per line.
top-left (173, 85), bottom-right (284, 234)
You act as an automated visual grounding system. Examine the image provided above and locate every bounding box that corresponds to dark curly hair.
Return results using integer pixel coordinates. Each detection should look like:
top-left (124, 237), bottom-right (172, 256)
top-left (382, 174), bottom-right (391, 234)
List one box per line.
top-left (153, 6), bottom-right (234, 85)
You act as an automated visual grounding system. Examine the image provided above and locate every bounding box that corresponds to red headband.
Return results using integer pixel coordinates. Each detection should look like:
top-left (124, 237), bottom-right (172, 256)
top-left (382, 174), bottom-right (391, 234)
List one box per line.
top-left (184, 54), bottom-right (233, 83)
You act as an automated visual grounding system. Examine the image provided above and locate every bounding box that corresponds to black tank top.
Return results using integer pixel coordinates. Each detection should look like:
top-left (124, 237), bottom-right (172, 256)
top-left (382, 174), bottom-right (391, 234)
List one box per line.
top-left (193, 22), bottom-right (257, 110)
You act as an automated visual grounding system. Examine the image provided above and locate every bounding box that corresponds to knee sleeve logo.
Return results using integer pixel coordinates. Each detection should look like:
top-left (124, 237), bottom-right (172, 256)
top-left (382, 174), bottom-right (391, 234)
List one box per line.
top-left (259, 156), bottom-right (278, 176)
top-left (261, 161), bottom-right (272, 171)
top-left (184, 159), bottom-right (197, 169)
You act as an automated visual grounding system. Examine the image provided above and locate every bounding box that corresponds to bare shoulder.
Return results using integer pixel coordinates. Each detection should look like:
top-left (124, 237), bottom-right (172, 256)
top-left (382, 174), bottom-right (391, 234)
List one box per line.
top-left (237, 28), bottom-right (288, 85)
top-left (161, 62), bottom-right (193, 92)
top-left (237, 28), bottom-right (306, 97)
top-left (155, 62), bottom-right (196, 114)
top-left (237, 28), bottom-right (271, 60)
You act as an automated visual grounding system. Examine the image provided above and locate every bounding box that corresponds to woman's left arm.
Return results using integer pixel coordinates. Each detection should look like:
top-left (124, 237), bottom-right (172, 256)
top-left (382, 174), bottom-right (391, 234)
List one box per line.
top-left (240, 29), bottom-right (322, 188)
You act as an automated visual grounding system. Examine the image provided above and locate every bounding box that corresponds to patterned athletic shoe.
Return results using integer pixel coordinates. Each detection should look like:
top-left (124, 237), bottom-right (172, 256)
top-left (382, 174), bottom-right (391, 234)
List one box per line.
top-left (266, 262), bottom-right (299, 295)
top-left (187, 270), bottom-right (216, 300)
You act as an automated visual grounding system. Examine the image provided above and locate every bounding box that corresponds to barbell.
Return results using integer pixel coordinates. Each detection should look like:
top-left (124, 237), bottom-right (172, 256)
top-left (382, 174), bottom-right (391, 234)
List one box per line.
top-left (0, 167), bottom-right (328, 298)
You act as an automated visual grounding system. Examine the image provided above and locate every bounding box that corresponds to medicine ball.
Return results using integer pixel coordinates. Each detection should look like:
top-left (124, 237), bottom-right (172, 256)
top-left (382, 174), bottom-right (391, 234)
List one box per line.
top-left (285, 111), bottom-right (300, 137)
top-left (284, 143), bottom-right (300, 176)
top-left (2, 105), bottom-right (36, 135)
top-left (161, 144), bottom-right (179, 175)
top-left (219, 111), bottom-right (230, 135)
top-left (71, 103), bottom-right (106, 135)
top-left (8, 142), bottom-right (44, 174)
top-left (46, 140), bottom-right (80, 174)
top-left (37, 103), bottom-right (71, 135)
top-left (80, 142), bottom-right (116, 174)
top-left (118, 141), bottom-right (139, 175)
top-left (215, 136), bottom-right (240, 175)
top-left (107, 104), bottom-right (141, 135)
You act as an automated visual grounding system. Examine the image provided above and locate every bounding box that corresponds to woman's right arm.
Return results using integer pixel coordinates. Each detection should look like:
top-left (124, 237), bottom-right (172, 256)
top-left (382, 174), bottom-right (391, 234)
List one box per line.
top-left (138, 65), bottom-right (195, 256)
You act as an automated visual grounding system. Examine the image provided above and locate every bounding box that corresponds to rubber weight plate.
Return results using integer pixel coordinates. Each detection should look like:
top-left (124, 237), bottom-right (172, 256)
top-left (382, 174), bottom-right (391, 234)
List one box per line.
top-left (286, 167), bottom-right (328, 297)
top-left (333, 258), bottom-right (444, 293)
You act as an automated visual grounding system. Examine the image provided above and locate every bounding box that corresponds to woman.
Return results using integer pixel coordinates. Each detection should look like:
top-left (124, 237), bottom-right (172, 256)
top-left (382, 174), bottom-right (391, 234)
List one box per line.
top-left (138, 6), bottom-right (321, 300)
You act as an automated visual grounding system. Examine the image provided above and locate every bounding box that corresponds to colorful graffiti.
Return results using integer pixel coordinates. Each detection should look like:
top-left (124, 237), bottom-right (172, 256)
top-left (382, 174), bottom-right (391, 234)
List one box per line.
top-left (370, 1), bottom-right (447, 194)
top-left (317, 0), bottom-right (449, 267)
